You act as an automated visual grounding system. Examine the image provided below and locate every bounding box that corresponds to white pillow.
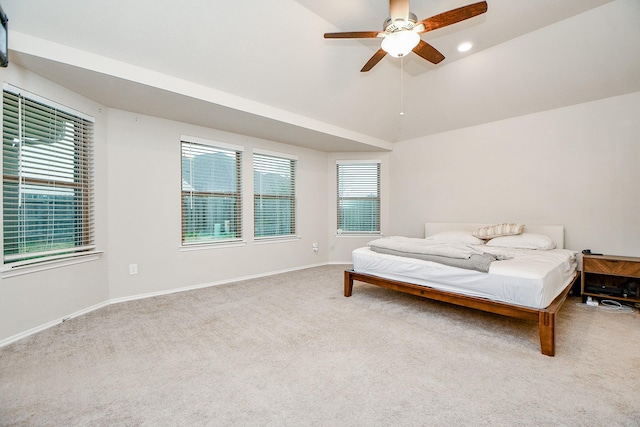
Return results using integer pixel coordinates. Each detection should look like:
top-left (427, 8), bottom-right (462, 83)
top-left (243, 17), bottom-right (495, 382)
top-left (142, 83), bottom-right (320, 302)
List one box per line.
top-left (426, 231), bottom-right (484, 245)
top-left (485, 233), bottom-right (556, 250)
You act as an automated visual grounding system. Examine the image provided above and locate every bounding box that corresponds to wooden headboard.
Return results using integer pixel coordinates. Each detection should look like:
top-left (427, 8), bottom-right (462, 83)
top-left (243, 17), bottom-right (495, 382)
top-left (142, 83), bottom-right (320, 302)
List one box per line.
top-left (424, 223), bottom-right (565, 249)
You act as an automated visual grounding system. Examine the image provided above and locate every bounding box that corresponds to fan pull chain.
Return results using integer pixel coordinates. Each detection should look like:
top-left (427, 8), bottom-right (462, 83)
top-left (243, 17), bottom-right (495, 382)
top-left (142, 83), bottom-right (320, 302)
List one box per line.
top-left (400, 56), bottom-right (404, 116)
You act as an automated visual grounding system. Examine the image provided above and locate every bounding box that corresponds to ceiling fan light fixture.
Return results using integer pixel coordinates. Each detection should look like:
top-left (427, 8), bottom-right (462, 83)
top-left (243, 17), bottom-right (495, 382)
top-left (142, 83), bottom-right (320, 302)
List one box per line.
top-left (324, 1), bottom-right (488, 72)
top-left (381, 30), bottom-right (420, 58)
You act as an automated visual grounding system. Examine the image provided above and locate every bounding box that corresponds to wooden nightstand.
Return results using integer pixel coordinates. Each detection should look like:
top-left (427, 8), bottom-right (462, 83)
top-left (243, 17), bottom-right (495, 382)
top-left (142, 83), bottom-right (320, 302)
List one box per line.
top-left (581, 254), bottom-right (640, 304)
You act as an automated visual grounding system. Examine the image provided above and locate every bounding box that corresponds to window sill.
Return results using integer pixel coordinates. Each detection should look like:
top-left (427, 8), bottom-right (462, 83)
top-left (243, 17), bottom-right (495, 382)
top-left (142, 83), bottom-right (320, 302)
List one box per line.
top-left (1, 251), bottom-right (104, 279)
top-left (253, 235), bottom-right (301, 245)
top-left (335, 233), bottom-right (383, 238)
top-left (179, 240), bottom-right (247, 252)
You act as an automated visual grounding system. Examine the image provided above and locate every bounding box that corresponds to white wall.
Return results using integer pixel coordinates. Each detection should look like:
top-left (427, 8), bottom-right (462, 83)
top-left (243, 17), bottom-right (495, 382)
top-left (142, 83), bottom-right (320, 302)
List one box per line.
top-left (389, 91), bottom-right (640, 256)
top-left (106, 109), bottom-right (330, 300)
top-left (0, 64), bottom-right (109, 342)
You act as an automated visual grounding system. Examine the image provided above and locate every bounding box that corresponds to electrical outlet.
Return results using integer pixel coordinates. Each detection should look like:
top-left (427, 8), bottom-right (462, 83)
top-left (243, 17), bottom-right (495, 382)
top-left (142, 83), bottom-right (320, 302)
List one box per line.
top-left (312, 242), bottom-right (319, 253)
top-left (129, 264), bottom-right (138, 275)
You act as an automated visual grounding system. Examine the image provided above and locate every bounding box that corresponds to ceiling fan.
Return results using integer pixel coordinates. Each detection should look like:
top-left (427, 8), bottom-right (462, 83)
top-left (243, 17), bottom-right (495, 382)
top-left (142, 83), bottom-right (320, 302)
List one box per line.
top-left (324, 0), bottom-right (488, 72)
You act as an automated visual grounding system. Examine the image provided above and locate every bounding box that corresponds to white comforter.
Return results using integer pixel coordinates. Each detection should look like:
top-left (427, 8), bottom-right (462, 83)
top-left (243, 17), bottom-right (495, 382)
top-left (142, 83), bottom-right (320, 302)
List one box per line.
top-left (483, 246), bottom-right (577, 279)
top-left (368, 236), bottom-right (483, 259)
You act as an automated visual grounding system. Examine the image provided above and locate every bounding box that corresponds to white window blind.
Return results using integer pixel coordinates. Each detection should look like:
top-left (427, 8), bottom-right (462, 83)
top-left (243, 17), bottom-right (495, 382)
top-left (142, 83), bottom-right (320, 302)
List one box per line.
top-left (337, 161), bottom-right (380, 234)
top-left (253, 152), bottom-right (297, 238)
top-left (181, 139), bottom-right (242, 244)
top-left (2, 88), bottom-right (95, 264)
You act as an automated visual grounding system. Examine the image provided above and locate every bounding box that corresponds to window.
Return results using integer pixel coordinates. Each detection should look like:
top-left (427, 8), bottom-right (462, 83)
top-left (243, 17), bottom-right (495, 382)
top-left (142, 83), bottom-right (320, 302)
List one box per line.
top-left (253, 151), bottom-right (297, 238)
top-left (337, 161), bottom-right (380, 234)
top-left (2, 86), bottom-right (95, 265)
top-left (181, 137), bottom-right (242, 245)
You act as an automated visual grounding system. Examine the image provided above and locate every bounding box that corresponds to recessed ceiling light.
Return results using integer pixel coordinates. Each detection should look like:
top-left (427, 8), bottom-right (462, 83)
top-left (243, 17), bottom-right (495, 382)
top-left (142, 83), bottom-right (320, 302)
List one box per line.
top-left (457, 42), bottom-right (473, 52)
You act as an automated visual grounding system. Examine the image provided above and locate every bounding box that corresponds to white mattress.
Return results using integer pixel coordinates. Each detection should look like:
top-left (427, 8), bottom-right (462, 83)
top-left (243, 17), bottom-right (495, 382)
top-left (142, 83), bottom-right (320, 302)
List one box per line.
top-left (352, 246), bottom-right (578, 309)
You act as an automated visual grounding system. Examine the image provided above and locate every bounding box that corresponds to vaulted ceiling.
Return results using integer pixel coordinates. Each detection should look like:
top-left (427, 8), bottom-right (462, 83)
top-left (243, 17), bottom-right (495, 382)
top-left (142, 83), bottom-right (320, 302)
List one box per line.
top-left (3, 0), bottom-right (639, 151)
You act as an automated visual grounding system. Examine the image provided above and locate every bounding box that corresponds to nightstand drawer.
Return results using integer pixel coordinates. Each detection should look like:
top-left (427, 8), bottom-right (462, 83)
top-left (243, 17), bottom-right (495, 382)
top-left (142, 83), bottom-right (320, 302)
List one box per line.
top-left (583, 257), bottom-right (640, 277)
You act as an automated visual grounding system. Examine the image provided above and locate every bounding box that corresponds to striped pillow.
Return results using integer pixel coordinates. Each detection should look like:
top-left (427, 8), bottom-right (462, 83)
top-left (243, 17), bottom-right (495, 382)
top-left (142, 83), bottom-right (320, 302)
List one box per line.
top-left (472, 223), bottom-right (525, 239)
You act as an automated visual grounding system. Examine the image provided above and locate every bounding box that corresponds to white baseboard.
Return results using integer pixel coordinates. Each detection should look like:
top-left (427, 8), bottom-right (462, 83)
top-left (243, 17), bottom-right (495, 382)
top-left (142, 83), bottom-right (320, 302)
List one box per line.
top-left (0, 300), bottom-right (110, 348)
top-left (0, 262), bottom-right (335, 348)
top-left (109, 262), bottom-right (329, 305)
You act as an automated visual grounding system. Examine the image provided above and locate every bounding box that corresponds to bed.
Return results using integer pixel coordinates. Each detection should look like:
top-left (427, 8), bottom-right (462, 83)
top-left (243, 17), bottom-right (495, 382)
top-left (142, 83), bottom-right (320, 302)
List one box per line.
top-left (345, 223), bottom-right (580, 356)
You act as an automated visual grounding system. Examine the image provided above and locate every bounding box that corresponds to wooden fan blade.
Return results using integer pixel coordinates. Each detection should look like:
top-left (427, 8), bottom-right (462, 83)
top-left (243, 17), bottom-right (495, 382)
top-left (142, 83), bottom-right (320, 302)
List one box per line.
top-left (324, 31), bottom-right (382, 39)
top-left (413, 40), bottom-right (445, 64)
top-left (418, 1), bottom-right (488, 33)
top-left (361, 49), bottom-right (387, 72)
top-left (389, 0), bottom-right (410, 21)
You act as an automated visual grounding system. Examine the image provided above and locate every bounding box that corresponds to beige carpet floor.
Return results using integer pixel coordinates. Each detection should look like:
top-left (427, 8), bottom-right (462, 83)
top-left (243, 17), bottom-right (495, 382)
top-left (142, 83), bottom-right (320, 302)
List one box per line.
top-left (1, 265), bottom-right (639, 426)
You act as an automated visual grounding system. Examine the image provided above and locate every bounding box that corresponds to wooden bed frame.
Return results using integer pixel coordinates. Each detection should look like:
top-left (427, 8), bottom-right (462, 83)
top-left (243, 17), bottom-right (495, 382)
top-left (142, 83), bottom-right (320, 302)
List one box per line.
top-left (345, 223), bottom-right (579, 357)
